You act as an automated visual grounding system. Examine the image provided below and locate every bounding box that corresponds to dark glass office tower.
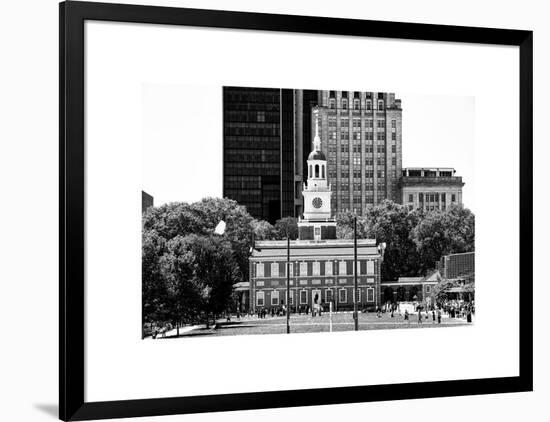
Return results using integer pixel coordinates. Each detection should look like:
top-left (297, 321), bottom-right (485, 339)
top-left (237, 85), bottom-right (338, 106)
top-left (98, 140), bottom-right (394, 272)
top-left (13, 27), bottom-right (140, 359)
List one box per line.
top-left (223, 87), bottom-right (284, 223)
top-left (223, 87), bottom-right (319, 224)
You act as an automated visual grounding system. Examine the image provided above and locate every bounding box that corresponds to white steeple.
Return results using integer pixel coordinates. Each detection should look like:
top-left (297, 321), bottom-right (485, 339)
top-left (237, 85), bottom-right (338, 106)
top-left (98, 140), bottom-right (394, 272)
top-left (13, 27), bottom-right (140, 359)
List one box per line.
top-left (313, 108), bottom-right (321, 152)
top-left (298, 106), bottom-right (336, 241)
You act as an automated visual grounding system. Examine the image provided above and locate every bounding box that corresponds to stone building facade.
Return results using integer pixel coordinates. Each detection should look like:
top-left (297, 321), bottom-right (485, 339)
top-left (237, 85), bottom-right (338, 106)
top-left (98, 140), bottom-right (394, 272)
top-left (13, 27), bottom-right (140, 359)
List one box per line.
top-left (315, 91), bottom-right (403, 215)
top-left (399, 167), bottom-right (464, 211)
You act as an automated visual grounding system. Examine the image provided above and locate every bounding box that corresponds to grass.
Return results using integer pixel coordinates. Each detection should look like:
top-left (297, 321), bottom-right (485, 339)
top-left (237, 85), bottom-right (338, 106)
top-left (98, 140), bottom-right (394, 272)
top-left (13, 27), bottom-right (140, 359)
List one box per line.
top-left (164, 311), bottom-right (471, 338)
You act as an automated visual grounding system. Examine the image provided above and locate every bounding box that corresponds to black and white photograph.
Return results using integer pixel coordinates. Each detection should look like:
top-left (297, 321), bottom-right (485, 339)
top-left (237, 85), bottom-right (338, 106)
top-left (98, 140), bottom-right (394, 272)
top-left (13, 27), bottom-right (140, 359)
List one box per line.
top-left (52, 4), bottom-right (534, 419)
top-left (141, 86), bottom-right (476, 339)
top-left (2, 0), bottom-right (543, 421)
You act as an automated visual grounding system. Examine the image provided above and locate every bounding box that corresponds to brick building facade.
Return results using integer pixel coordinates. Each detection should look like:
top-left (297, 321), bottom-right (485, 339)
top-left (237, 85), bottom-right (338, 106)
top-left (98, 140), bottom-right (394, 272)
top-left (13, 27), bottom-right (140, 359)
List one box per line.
top-left (250, 240), bottom-right (383, 312)
top-left (249, 117), bottom-right (384, 312)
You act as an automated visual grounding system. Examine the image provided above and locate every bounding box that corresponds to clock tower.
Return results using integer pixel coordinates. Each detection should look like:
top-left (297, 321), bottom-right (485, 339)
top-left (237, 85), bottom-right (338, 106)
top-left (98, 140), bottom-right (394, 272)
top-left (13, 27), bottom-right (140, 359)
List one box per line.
top-left (298, 107), bottom-right (337, 241)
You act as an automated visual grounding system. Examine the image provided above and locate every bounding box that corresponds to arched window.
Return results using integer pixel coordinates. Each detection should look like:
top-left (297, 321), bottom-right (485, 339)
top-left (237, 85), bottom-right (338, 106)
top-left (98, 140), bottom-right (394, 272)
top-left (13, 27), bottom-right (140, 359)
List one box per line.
top-left (309, 165), bottom-right (312, 178)
top-left (354, 99), bottom-right (360, 110)
top-left (322, 165), bottom-right (325, 179)
top-left (342, 99), bottom-right (348, 110)
top-left (366, 101), bottom-right (371, 111)
top-left (315, 164), bottom-right (319, 178)
top-left (378, 100), bottom-right (384, 110)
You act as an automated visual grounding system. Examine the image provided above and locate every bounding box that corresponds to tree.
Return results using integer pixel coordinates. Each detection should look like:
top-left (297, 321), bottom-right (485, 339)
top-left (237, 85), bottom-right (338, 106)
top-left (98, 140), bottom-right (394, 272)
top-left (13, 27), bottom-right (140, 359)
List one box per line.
top-left (411, 205), bottom-right (475, 274)
top-left (142, 197), bottom-right (256, 282)
top-left (336, 201), bottom-right (422, 280)
top-left (273, 216), bottom-right (299, 240)
top-left (335, 201), bottom-right (475, 281)
top-left (189, 235), bottom-right (240, 325)
top-left (157, 234), bottom-right (240, 330)
top-left (142, 230), bottom-right (169, 332)
top-left (251, 219), bottom-right (275, 240)
top-left (158, 235), bottom-right (204, 333)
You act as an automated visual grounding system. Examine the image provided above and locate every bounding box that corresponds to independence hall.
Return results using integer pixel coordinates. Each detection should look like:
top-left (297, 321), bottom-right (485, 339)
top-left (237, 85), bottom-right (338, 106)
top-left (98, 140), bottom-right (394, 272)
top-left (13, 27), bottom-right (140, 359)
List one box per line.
top-left (249, 113), bottom-right (385, 312)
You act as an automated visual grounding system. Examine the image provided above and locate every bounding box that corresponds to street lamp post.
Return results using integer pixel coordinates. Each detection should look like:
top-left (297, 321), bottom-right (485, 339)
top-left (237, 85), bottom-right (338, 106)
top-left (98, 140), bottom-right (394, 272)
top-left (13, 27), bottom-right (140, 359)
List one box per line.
top-left (354, 215), bottom-right (359, 331)
top-left (286, 235), bottom-right (290, 334)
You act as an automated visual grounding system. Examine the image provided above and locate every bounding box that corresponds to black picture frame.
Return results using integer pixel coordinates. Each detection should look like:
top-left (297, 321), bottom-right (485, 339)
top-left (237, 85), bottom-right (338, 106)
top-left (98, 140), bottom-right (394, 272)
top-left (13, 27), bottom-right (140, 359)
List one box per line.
top-left (59, 1), bottom-right (533, 420)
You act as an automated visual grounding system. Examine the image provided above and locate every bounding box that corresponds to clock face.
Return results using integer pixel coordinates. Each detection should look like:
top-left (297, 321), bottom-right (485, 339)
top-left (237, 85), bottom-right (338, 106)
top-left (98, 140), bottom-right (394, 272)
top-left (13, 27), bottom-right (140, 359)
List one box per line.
top-left (312, 197), bottom-right (323, 209)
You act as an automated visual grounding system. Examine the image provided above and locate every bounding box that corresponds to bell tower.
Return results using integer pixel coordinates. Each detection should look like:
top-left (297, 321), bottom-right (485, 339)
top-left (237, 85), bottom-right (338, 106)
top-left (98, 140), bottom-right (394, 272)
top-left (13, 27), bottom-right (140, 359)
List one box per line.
top-left (298, 107), bottom-right (337, 241)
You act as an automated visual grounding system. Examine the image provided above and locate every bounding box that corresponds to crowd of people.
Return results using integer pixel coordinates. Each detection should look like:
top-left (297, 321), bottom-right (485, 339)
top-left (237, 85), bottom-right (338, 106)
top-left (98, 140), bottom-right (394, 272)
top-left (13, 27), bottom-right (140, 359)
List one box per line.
top-left (438, 299), bottom-right (475, 322)
top-left (228, 298), bottom-right (474, 325)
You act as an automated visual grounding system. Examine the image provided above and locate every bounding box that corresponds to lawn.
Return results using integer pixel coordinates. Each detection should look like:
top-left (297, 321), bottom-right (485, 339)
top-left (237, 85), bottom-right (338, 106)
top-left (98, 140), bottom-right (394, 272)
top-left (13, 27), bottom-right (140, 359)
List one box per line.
top-left (163, 311), bottom-right (471, 338)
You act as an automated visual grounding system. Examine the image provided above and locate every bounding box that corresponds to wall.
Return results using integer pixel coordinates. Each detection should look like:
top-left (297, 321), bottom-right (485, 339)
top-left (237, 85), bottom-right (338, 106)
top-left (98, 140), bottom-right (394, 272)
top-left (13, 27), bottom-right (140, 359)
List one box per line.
top-left (0, 0), bottom-right (547, 421)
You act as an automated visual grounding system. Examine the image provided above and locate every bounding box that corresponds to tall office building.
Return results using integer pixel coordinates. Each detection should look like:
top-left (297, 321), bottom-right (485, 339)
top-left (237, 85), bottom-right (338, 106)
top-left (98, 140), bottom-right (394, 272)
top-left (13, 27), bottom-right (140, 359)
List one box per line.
top-left (223, 87), bottom-right (318, 223)
top-left (223, 88), bottom-right (403, 222)
top-left (315, 91), bottom-right (402, 215)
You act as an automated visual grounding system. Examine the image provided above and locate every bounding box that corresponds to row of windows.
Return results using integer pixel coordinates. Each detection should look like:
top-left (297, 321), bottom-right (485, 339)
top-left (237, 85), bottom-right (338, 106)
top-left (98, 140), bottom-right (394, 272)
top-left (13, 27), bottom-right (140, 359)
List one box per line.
top-left (327, 132), bottom-right (396, 143)
top-left (255, 260), bottom-right (375, 278)
top-left (410, 192), bottom-right (458, 203)
top-left (338, 169), bottom-right (388, 178)
top-left (256, 287), bottom-right (376, 306)
top-left (329, 131), bottom-right (391, 141)
top-left (326, 119), bottom-right (396, 128)
top-left (328, 98), bottom-right (386, 111)
top-left (327, 157), bottom-right (391, 166)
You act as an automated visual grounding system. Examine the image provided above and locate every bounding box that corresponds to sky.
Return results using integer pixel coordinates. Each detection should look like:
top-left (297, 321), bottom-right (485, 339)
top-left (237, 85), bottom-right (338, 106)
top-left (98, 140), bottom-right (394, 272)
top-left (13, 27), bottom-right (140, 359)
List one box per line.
top-left (142, 85), bottom-right (475, 211)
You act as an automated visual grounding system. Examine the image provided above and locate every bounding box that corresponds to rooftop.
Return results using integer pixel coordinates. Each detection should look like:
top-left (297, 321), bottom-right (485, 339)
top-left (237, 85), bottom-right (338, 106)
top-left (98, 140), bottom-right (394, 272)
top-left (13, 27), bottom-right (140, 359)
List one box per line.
top-left (252, 238), bottom-right (381, 259)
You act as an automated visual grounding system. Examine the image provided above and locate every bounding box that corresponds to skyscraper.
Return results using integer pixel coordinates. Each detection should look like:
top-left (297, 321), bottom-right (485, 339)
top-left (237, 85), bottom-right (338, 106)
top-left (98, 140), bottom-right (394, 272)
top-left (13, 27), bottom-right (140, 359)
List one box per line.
top-left (223, 87), bottom-right (318, 223)
top-left (315, 91), bottom-right (402, 215)
top-left (223, 87), bottom-right (403, 222)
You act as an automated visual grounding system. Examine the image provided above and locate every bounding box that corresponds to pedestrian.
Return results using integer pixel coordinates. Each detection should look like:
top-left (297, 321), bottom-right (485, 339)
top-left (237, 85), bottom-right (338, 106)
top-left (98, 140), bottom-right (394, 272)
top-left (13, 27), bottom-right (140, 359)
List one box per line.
top-left (432, 310), bottom-right (436, 324)
top-left (437, 308), bottom-right (442, 324)
top-left (418, 309), bottom-right (422, 324)
top-left (404, 309), bottom-right (410, 325)
top-left (467, 309), bottom-right (472, 323)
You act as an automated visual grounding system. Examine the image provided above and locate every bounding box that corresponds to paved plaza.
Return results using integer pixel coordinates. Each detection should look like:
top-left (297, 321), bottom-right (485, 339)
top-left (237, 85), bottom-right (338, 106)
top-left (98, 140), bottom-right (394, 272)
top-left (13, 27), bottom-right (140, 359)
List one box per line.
top-left (158, 311), bottom-right (472, 339)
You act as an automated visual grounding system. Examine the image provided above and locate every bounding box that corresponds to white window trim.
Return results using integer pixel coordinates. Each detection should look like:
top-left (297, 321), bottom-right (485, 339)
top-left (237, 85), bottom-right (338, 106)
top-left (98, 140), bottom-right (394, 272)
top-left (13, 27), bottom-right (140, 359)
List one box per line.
top-left (339, 288), bottom-right (348, 303)
top-left (367, 287), bottom-right (375, 302)
top-left (256, 262), bottom-right (264, 278)
top-left (326, 261), bottom-right (333, 275)
top-left (271, 290), bottom-right (279, 306)
top-left (312, 261), bottom-right (320, 276)
top-left (325, 288), bottom-right (333, 302)
top-left (339, 260), bottom-right (347, 275)
top-left (256, 291), bottom-right (265, 306)
top-left (367, 260), bottom-right (375, 275)
top-left (300, 262), bottom-right (308, 277)
top-left (271, 262), bottom-right (279, 278)
top-left (300, 290), bottom-right (308, 305)
top-left (354, 287), bottom-right (362, 303)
